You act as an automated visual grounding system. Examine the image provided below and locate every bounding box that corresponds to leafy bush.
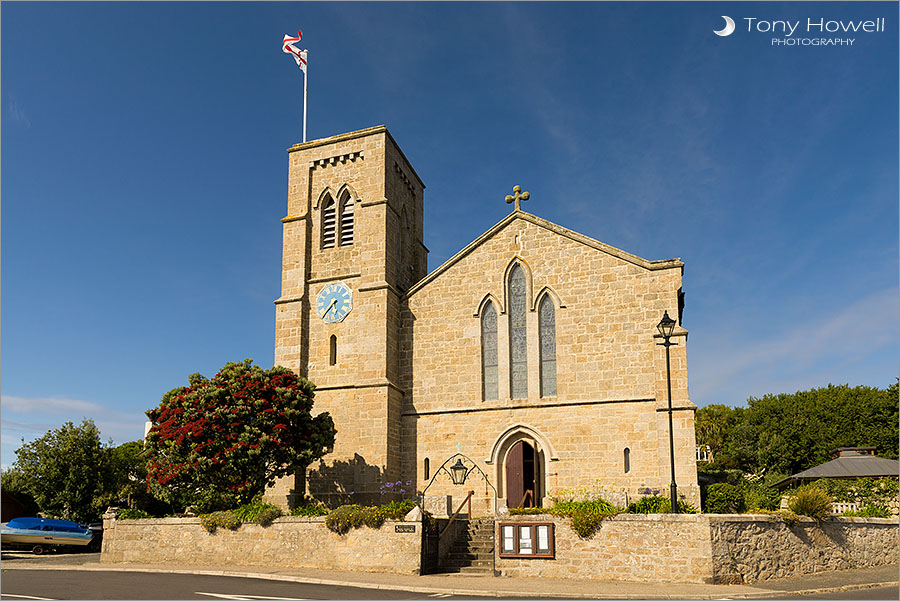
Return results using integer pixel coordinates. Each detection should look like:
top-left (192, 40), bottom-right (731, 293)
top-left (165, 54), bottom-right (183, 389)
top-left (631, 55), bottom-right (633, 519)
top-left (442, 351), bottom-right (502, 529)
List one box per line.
top-left (843, 502), bottom-right (890, 518)
top-left (705, 483), bottom-right (746, 513)
top-left (813, 478), bottom-right (898, 505)
top-left (788, 486), bottom-right (832, 521)
top-left (199, 510), bottom-right (241, 533)
top-left (117, 508), bottom-right (150, 520)
top-left (511, 499), bottom-right (618, 539)
top-left (742, 481), bottom-right (781, 512)
top-left (325, 500), bottom-right (417, 535)
top-left (627, 495), bottom-right (698, 514)
top-left (233, 502), bottom-right (283, 526)
top-left (291, 504), bottom-right (329, 517)
top-left (379, 499), bottom-right (417, 519)
top-left (144, 360), bottom-right (336, 512)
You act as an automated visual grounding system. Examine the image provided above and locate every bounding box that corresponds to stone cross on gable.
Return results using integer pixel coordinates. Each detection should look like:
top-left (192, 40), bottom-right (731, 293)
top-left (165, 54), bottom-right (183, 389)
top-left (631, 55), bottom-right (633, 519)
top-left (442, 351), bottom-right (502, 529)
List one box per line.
top-left (505, 185), bottom-right (530, 212)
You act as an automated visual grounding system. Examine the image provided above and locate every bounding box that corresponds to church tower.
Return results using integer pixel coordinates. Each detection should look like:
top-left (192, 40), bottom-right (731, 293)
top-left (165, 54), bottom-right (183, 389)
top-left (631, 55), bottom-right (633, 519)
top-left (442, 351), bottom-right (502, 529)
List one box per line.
top-left (273, 126), bottom-right (427, 506)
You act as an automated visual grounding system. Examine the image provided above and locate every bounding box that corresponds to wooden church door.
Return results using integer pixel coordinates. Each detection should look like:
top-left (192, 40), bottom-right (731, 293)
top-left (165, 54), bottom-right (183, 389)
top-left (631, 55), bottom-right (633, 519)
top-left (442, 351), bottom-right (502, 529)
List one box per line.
top-left (505, 440), bottom-right (538, 509)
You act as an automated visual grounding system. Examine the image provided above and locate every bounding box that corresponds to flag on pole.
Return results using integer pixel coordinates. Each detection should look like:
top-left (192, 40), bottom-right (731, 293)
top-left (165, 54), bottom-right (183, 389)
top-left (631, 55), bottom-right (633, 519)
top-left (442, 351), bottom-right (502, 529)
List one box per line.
top-left (282, 30), bottom-right (308, 73)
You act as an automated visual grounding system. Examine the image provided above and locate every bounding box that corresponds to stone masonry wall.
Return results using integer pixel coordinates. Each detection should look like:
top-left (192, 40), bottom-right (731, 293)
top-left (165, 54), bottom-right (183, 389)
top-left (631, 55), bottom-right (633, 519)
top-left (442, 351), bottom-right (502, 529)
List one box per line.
top-left (709, 515), bottom-right (900, 583)
top-left (101, 516), bottom-right (422, 575)
top-left (496, 514), bottom-right (899, 584)
top-left (401, 212), bottom-right (698, 508)
top-left (497, 514), bottom-right (714, 583)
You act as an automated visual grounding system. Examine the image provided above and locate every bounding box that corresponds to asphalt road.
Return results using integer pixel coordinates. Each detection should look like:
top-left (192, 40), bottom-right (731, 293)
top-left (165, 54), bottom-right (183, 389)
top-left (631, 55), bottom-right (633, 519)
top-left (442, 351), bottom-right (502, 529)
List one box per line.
top-left (2, 569), bottom-right (898, 600)
top-left (0, 569), bottom-right (493, 600)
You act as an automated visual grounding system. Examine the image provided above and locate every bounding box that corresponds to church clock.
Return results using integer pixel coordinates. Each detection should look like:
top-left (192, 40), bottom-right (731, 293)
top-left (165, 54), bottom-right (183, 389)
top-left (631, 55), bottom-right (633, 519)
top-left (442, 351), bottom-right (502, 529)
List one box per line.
top-left (316, 282), bottom-right (352, 323)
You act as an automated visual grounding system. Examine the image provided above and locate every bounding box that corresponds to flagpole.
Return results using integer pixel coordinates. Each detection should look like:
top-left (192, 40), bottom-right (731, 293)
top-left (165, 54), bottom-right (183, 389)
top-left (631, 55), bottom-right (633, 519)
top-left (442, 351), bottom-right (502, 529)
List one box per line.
top-left (302, 60), bottom-right (308, 143)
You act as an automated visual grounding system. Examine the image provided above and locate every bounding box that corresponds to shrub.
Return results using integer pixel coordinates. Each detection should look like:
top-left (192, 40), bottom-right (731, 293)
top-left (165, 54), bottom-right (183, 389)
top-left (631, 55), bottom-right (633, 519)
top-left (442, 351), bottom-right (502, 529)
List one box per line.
top-left (324, 500), bottom-right (416, 535)
top-left (199, 510), bottom-right (241, 533)
top-left (742, 482), bottom-right (781, 512)
top-left (379, 499), bottom-right (417, 519)
top-left (788, 487), bottom-right (832, 521)
top-left (233, 501), bottom-right (283, 526)
top-left (627, 495), bottom-right (698, 514)
top-left (511, 498), bottom-right (619, 538)
top-left (705, 483), bottom-right (746, 513)
top-left (291, 504), bottom-right (329, 517)
top-left (117, 508), bottom-right (150, 520)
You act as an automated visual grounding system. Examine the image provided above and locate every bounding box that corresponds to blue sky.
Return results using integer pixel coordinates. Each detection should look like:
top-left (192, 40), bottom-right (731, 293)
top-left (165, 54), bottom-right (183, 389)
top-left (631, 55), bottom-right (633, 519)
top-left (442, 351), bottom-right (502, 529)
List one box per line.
top-left (2, 2), bottom-right (897, 466)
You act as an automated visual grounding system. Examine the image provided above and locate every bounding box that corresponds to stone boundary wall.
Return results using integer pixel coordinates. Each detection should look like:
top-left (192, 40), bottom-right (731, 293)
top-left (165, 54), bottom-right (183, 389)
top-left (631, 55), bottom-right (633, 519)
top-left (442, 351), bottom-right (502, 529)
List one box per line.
top-left (709, 515), bottom-right (899, 583)
top-left (101, 514), bottom-right (897, 583)
top-left (496, 514), bottom-right (898, 584)
top-left (100, 516), bottom-right (422, 575)
top-left (497, 514), bottom-right (714, 582)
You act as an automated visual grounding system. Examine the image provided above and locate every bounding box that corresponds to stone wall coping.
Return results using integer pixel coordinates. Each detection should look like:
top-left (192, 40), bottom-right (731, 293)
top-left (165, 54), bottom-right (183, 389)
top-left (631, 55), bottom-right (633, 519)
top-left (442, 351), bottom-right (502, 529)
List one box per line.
top-left (705, 513), bottom-right (899, 525)
top-left (110, 516), bottom-right (424, 526)
top-left (502, 513), bottom-right (899, 525)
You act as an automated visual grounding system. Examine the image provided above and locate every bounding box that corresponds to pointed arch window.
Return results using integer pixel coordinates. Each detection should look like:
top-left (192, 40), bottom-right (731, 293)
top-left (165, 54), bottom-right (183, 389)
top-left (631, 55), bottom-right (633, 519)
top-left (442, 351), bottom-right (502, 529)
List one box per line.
top-left (539, 296), bottom-right (556, 398)
top-left (339, 193), bottom-right (354, 246)
top-left (321, 195), bottom-right (336, 249)
top-left (508, 265), bottom-right (528, 399)
top-left (481, 303), bottom-right (498, 401)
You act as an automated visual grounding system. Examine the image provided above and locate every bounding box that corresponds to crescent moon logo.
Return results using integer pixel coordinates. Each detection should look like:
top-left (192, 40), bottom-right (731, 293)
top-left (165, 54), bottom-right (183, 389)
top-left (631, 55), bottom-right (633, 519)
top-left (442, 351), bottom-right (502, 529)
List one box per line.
top-left (714, 15), bottom-right (735, 37)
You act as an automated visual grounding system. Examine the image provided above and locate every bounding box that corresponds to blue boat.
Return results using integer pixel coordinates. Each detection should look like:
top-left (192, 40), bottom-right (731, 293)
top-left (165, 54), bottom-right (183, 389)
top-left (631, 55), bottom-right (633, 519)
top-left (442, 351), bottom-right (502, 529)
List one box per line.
top-left (1, 517), bottom-right (94, 554)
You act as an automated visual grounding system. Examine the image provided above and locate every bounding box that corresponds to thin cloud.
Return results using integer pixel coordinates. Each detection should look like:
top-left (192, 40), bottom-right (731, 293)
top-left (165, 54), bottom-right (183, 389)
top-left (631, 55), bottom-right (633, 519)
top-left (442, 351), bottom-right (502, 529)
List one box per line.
top-left (8, 97), bottom-right (31, 128)
top-left (2, 395), bottom-right (104, 415)
top-left (692, 286), bottom-right (899, 403)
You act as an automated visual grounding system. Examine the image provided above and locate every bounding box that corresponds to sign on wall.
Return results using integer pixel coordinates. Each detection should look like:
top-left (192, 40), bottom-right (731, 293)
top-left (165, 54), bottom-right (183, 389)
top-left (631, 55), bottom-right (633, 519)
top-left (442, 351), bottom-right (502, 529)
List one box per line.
top-left (498, 522), bottom-right (554, 558)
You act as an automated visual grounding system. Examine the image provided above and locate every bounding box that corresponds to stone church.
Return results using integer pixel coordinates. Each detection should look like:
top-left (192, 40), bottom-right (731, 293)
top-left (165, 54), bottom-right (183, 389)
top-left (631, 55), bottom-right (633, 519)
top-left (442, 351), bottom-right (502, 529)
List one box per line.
top-left (270, 125), bottom-right (699, 513)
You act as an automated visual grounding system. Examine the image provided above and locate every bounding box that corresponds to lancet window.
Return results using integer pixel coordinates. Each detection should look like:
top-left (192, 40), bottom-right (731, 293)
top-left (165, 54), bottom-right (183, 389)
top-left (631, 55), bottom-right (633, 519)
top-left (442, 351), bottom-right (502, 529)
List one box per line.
top-left (539, 295), bottom-right (556, 397)
top-left (321, 195), bottom-right (336, 248)
top-left (508, 265), bottom-right (528, 399)
top-left (481, 303), bottom-right (498, 401)
top-left (339, 192), bottom-right (354, 246)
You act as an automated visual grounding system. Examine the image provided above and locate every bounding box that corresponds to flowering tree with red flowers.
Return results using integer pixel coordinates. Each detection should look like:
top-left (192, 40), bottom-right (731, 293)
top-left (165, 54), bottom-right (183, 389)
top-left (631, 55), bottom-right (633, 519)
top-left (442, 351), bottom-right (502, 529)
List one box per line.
top-left (144, 359), bottom-right (335, 512)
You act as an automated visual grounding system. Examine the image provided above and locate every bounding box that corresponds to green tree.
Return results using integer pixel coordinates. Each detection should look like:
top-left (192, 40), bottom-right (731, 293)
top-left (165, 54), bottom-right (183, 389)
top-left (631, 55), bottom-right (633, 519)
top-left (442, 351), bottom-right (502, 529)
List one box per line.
top-left (144, 359), bottom-right (336, 512)
top-left (1, 466), bottom-right (41, 516)
top-left (695, 404), bottom-right (741, 460)
top-left (12, 419), bottom-right (112, 522)
top-left (700, 383), bottom-right (898, 476)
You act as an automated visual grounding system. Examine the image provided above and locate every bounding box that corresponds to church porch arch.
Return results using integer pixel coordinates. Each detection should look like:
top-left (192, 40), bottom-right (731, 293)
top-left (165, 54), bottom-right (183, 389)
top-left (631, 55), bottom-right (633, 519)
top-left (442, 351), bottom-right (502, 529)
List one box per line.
top-left (486, 424), bottom-right (558, 509)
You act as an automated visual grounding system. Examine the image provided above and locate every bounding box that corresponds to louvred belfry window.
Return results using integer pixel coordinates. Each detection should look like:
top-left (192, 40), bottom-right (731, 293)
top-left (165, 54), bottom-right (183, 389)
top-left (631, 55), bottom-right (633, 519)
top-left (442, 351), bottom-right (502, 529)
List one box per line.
top-left (321, 196), bottom-right (336, 248)
top-left (339, 194), bottom-right (354, 246)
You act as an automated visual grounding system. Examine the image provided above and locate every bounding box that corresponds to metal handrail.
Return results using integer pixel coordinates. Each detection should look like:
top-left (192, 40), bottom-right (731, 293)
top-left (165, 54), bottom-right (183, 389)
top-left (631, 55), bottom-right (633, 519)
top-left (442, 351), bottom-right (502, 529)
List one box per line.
top-left (516, 489), bottom-right (534, 509)
top-left (439, 490), bottom-right (474, 538)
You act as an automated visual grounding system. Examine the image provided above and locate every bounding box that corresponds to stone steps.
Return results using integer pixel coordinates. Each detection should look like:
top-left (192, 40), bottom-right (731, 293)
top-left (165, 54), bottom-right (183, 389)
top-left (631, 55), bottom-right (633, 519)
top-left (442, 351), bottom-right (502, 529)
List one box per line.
top-left (435, 520), bottom-right (495, 575)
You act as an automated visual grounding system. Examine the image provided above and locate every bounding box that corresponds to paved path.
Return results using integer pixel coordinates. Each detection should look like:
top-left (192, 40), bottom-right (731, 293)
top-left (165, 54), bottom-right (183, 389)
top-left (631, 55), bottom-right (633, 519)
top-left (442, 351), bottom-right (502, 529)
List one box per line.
top-left (1, 552), bottom-right (897, 599)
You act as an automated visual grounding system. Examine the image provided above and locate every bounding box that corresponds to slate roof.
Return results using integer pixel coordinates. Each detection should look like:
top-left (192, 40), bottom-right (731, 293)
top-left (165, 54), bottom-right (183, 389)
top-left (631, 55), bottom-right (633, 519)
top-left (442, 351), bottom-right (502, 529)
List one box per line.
top-left (774, 455), bottom-right (900, 489)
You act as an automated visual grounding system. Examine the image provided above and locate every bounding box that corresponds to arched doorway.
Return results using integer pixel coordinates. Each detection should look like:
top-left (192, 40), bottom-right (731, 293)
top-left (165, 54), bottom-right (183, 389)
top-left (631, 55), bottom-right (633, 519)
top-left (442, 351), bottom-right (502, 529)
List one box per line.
top-left (504, 440), bottom-right (540, 509)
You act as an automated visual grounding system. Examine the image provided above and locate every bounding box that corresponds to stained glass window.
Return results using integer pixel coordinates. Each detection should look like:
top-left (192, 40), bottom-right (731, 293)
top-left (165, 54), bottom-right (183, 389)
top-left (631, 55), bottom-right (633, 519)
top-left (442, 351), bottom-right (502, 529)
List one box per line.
top-left (321, 196), bottom-right (336, 248)
top-left (539, 296), bottom-right (556, 397)
top-left (509, 266), bottom-right (528, 398)
top-left (481, 303), bottom-right (498, 401)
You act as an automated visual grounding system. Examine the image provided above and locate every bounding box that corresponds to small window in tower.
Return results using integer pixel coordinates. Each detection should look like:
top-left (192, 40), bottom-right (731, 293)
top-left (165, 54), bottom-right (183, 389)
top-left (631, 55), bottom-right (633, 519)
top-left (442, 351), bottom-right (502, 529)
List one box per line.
top-left (321, 196), bottom-right (336, 248)
top-left (424, 457), bottom-right (430, 481)
top-left (329, 335), bottom-right (337, 365)
top-left (624, 448), bottom-right (631, 473)
top-left (339, 194), bottom-right (354, 246)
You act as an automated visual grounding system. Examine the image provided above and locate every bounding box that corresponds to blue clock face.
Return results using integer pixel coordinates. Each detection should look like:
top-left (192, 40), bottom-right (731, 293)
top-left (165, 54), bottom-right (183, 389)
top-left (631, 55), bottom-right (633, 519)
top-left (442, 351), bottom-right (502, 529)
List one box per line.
top-left (316, 282), bottom-right (352, 323)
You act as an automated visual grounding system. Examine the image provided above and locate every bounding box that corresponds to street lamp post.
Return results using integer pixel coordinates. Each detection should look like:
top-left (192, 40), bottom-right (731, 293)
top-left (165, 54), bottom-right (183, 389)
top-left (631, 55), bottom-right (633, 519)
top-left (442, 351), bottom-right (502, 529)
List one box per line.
top-left (656, 311), bottom-right (679, 514)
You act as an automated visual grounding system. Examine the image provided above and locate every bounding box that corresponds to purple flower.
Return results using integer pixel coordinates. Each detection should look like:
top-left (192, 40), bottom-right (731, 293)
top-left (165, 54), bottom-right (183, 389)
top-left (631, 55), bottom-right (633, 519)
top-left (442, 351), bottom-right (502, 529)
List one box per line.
top-left (406, 480), bottom-right (412, 486)
top-left (385, 482), bottom-right (394, 488)
top-left (348, 491), bottom-right (354, 495)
